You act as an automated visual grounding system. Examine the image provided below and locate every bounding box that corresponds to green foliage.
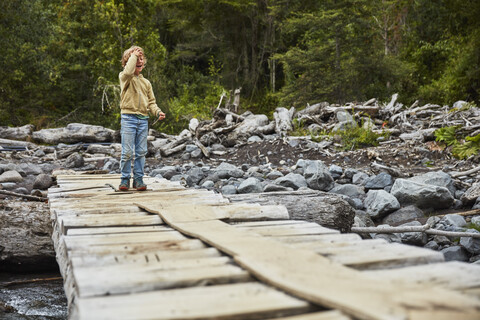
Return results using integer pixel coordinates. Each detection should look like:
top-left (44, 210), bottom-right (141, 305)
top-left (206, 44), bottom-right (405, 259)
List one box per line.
top-left (1, 0), bottom-right (479, 132)
top-left (435, 126), bottom-right (480, 159)
top-left (452, 134), bottom-right (480, 159)
top-left (335, 126), bottom-right (387, 151)
top-left (434, 126), bottom-right (461, 146)
top-left (289, 118), bottom-right (309, 137)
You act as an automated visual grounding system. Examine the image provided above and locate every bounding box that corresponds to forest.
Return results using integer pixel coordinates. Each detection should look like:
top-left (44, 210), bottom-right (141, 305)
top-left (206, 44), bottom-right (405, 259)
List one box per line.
top-left (1, 0), bottom-right (479, 134)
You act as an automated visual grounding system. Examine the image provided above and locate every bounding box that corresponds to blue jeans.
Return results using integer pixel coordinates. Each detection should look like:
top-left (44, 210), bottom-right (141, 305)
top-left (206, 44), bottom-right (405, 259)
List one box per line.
top-left (120, 114), bottom-right (148, 180)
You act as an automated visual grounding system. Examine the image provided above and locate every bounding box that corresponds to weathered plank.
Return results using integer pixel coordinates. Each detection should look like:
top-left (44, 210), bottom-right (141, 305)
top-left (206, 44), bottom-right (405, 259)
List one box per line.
top-left (74, 258), bottom-right (252, 297)
top-left (70, 247), bottom-right (223, 268)
top-left (60, 213), bottom-right (163, 234)
top-left (74, 283), bottom-right (313, 320)
top-left (266, 310), bottom-right (352, 320)
top-left (67, 225), bottom-right (170, 236)
top-left (364, 261), bottom-right (480, 290)
top-left (151, 213), bottom-right (480, 320)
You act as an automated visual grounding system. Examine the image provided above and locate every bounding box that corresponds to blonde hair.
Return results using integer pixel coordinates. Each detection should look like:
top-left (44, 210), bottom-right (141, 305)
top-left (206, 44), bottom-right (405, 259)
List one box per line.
top-left (121, 46), bottom-right (147, 67)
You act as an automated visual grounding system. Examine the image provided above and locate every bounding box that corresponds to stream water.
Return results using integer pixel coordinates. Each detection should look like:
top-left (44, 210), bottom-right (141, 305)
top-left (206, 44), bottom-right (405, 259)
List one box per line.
top-left (0, 272), bottom-right (67, 319)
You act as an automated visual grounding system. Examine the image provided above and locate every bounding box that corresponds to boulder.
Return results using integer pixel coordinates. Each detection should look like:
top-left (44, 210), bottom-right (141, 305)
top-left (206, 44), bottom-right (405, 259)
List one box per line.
top-left (398, 221), bottom-right (428, 246)
top-left (0, 170), bottom-right (23, 183)
top-left (33, 174), bottom-right (53, 190)
top-left (390, 178), bottom-right (454, 209)
top-left (0, 200), bottom-right (56, 272)
top-left (410, 171), bottom-right (455, 197)
top-left (382, 205), bottom-right (425, 225)
top-left (215, 162), bottom-right (244, 179)
top-left (0, 124), bottom-right (34, 141)
top-left (364, 172), bottom-right (393, 190)
top-left (274, 173), bottom-right (307, 190)
top-left (364, 189), bottom-right (400, 220)
top-left (304, 160), bottom-right (334, 191)
top-left (460, 229), bottom-right (480, 255)
top-left (441, 246), bottom-right (469, 262)
top-left (237, 177), bottom-right (263, 194)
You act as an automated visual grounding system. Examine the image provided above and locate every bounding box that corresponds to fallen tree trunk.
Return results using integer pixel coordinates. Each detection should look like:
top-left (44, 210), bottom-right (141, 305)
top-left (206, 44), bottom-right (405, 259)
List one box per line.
top-left (224, 190), bottom-right (355, 233)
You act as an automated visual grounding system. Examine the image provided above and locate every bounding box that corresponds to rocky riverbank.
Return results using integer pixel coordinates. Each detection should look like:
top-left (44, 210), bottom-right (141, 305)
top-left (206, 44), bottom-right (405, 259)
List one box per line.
top-left (1, 97), bottom-right (480, 272)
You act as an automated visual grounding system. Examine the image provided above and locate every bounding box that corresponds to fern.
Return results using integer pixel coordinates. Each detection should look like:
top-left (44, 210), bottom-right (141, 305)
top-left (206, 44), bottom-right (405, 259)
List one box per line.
top-left (452, 134), bottom-right (480, 159)
top-left (434, 126), bottom-right (460, 146)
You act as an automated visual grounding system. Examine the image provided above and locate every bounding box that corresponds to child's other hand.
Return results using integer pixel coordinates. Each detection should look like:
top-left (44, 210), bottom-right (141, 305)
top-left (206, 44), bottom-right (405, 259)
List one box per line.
top-left (157, 112), bottom-right (166, 121)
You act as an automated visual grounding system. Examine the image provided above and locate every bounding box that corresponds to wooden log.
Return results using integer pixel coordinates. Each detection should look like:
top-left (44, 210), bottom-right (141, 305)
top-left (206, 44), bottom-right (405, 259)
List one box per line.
top-left (225, 190), bottom-right (355, 233)
top-left (351, 224), bottom-right (480, 239)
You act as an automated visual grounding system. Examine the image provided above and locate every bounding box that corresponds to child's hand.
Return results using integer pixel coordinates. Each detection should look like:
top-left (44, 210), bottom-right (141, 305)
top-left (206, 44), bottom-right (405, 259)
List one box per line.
top-left (157, 112), bottom-right (166, 121)
top-left (132, 48), bottom-right (143, 57)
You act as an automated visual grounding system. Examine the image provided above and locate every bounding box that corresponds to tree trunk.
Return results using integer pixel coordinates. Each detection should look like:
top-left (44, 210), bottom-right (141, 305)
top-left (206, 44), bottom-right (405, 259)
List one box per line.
top-left (224, 190), bottom-right (355, 233)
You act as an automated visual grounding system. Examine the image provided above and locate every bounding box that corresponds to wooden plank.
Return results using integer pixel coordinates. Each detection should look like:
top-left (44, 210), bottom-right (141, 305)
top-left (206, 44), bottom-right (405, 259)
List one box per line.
top-left (364, 261), bottom-right (480, 290)
top-left (67, 239), bottom-right (206, 256)
top-left (75, 259), bottom-right (252, 297)
top-left (266, 310), bottom-right (352, 320)
top-left (323, 242), bottom-right (445, 270)
top-left (75, 283), bottom-right (313, 320)
top-left (150, 211), bottom-right (480, 320)
top-left (70, 247), bottom-right (222, 268)
top-left (67, 225), bottom-right (170, 236)
top-left (60, 213), bottom-right (163, 234)
top-left (63, 231), bottom-right (186, 250)
top-left (235, 223), bottom-right (339, 237)
top-left (273, 233), bottom-right (362, 244)
top-left (137, 203), bottom-right (290, 222)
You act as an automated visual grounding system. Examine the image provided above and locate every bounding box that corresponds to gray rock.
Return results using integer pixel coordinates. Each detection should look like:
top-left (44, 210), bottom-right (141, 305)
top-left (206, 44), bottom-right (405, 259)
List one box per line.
top-left (238, 177), bottom-right (263, 194)
top-left (382, 205), bottom-right (425, 225)
top-left (155, 166), bottom-right (178, 180)
top-left (215, 162), bottom-right (244, 179)
top-left (65, 152), bottom-right (84, 168)
top-left (275, 173), bottom-right (307, 190)
top-left (439, 214), bottom-right (467, 230)
top-left (221, 185), bottom-right (237, 195)
top-left (461, 183), bottom-right (480, 206)
top-left (328, 164), bottom-right (343, 179)
top-left (371, 225), bottom-right (402, 243)
top-left (460, 229), bottom-right (480, 254)
top-left (410, 171), bottom-right (455, 197)
top-left (424, 241), bottom-right (439, 250)
top-left (398, 221), bottom-right (428, 246)
top-left (18, 163), bottom-right (44, 176)
top-left (364, 189), bottom-right (400, 220)
top-left (33, 174), bottom-right (53, 190)
top-left (185, 144), bottom-right (199, 153)
top-left (33, 149), bottom-right (46, 157)
top-left (266, 171), bottom-right (284, 180)
top-left (390, 178), bottom-right (454, 209)
top-left (263, 184), bottom-right (293, 192)
top-left (471, 216), bottom-right (480, 226)
top-left (191, 149), bottom-right (203, 159)
top-left (364, 172), bottom-right (393, 190)
top-left (304, 160), bottom-right (334, 191)
top-left (329, 184), bottom-right (366, 200)
top-left (0, 170), bottom-right (23, 183)
top-left (103, 159), bottom-right (119, 172)
top-left (441, 246), bottom-right (469, 262)
top-left (344, 168), bottom-right (358, 180)
top-left (352, 172), bottom-right (369, 185)
top-left (201, 180), bottom-right (215, 189)
top-left (354, 210), bottom-right (375, 228)
top-left (247, 135), bottom-right (263, 143)
top-left (170, 174), bottom-right (193, 187)
top-left (186, 167), bottom-right (205, 185)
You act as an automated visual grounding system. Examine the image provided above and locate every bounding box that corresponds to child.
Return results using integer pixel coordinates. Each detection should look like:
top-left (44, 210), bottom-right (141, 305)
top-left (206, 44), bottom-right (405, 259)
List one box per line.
top-left (118, 46), bottom-right (165, 191)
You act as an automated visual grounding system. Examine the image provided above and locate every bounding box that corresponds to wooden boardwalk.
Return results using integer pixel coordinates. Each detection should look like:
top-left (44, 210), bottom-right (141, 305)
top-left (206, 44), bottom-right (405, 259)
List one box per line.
top-left (48, 174), bottom-right (480, 320)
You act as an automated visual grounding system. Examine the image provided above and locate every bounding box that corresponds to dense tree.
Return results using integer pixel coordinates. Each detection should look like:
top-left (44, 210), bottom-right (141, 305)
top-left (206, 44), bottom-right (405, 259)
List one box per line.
top-left (0, 0), bottom-right (478, 132)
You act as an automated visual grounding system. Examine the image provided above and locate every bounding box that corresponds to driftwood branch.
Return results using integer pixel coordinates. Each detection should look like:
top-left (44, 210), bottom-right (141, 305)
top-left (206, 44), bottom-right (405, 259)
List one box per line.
top-left (351, 224), bottom-right (480, 239)
top-left (0, 190), bottom-right (47, 202)
top-left (449, 166), bottom-right (480, 178)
